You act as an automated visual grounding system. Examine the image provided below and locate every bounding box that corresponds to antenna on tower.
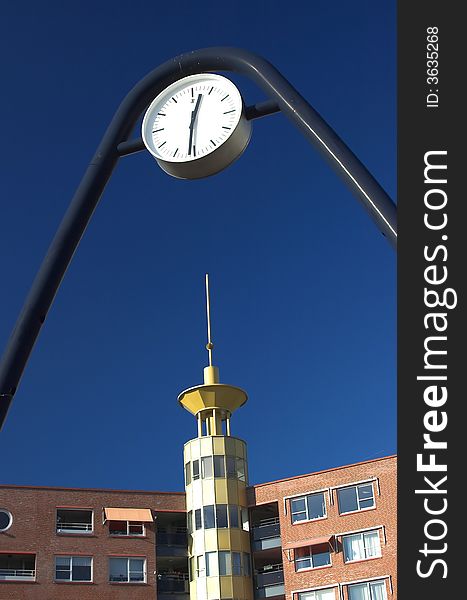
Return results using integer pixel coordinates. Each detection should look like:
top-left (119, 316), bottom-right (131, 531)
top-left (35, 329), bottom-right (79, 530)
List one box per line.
top-left (205, 273), bottom-right (214, 366)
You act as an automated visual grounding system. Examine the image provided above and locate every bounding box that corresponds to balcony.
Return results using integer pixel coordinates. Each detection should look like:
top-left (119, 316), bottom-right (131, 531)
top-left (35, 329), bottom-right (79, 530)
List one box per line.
top-left (254, 564), bottom-right (284, 599)
top-left (0, 554), bottom-right (36, 581)
top-left (157, 527), bottom-right (188, 557)
top-left (158, 573), bottom-right (189, 593)
top-left (56, 509), bottom-right (93, 534)
top-left (252, 517), bottom-right (281, 551)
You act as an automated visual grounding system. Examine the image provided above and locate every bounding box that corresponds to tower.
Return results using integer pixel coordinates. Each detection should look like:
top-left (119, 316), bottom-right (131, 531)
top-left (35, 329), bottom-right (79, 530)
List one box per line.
top-left (179, 275), bottom-right (253, 600)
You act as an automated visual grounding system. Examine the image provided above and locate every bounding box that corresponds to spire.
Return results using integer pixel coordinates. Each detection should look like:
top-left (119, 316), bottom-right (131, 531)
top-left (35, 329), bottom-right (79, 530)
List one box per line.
top-left (178, 275), bottom-right (247, 436)
top-left (203, 274), bottom-right (219, 385)
top-left (205, 273), bottom-right (214, 366)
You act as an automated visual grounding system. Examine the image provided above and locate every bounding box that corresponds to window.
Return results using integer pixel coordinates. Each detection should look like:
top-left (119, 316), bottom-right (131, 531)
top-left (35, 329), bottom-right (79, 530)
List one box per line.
top-left (216, 505), bottom-right (228, 528)
top-left (213, 455), bottom-right (225, 478)
top-left (0, 553), bottom-right (36, 581)
top-left (226, 456), bottom-right (236, 478)
top-left (343, 530), bottom-right (381, 562)
top-left (229, 504), bottom-right (239, 528)
top-left (203, 505), bottom-right (215, 529)
top-left (0, 510), bottom-right (12, 532)
top-left (299, 588), bottom-right (336, 600)
top-left (109, 557), bottom-right (146, 583)
top-left (236, 458), bottom-right (246, 482)
top-left (206, 552), bottom-right (218, 576)
top-left (348, 579), bottom-right (387, 600)
top-left (197, 555), bottom-right (205, 576)
top-left (193, 460), bottom-right (200, 481)
top-left (243, 553), bottom-right (251, 577)
top-left (187, 511), bottom-right (193, 534)
top-left (189, 556), bottom-right (195, 581)
top-left (195, 509), bottom-right (202, 530)
top-left (185, 463), bottom-right (191, 485)
top-left (291, 492), bottom-right (326, 523)
top-left (295, 544), bottom-right (331, 571)
top-left (241, 507), bottom-right (249, 531)
top-left (202, 456), bottom-right (213, 478)
top-left (232, 552), bottom-right (242, 575)
top-left (109, 520), bottom-right (144, 536)
top-left (55, 556), bottom-right (92, 582)
top-left (218, 551), bottom-right (231, 576)
top-left (56, 508), bottom-right (93, 534)
top-left (337, 483), bottom-right (375, 514)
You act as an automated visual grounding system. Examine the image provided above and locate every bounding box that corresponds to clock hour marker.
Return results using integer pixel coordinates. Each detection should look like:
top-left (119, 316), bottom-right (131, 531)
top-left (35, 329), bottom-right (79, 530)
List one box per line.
top-left (210, 139), bottom-right (217, 147)
top-left (221, 94), bottom-right (229, 101)
top-left (191, 88), bottom-right (194, 98)
top-left (193, 145), bottom-right (196, 157)
top-left (223, 109), bottom-right (235, 114)
top-left (153, 128), bottom-right (164, 133)
top-left (208, 86), bottom-right (214, 95)
top-left (172, 97), bottom-right (177, 103)
top-left (173, 148), bottom-right (178, 157)
top-left (158, 141), bottom-right (167, 148)
top-left (222, 126), bottom-right (231, 130)
top-left (158, 112), bottom-right (166, 116)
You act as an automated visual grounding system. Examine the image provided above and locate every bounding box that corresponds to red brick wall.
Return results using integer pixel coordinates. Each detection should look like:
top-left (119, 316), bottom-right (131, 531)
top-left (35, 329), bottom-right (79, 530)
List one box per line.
top-left (0, 485), bottom-right (185, 600)
top-left (247, 456), bottom-right (397, 600)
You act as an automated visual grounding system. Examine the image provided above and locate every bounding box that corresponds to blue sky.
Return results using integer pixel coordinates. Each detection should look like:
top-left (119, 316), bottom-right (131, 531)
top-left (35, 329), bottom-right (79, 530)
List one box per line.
top-left (0, 1), bottom-right (395, 492)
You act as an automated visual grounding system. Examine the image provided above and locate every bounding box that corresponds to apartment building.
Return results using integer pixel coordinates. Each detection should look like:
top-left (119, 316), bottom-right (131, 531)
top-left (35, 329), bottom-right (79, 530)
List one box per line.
top-left (0, 300), bottom-right (396, 599)
top-left (0, 455), bottom-right (396, 600)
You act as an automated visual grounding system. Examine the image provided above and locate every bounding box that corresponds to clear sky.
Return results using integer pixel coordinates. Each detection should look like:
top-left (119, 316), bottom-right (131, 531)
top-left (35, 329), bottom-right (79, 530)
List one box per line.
top-left (0, 1), bottom-right (395, 492)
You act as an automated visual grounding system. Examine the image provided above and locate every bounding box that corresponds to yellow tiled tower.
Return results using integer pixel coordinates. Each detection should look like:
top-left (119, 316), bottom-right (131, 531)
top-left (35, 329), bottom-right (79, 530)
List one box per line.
top-left (179, 275), bottom-right (253, 600)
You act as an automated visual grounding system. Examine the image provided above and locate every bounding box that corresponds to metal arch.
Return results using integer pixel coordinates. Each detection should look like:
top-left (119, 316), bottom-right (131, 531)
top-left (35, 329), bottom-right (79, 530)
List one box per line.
top-left (0, 46), bottom-right (397, 430)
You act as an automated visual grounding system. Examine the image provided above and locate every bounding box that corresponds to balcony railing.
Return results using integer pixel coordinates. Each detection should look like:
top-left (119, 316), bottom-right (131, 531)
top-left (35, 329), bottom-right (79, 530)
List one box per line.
top-left (158, 573), bottom-right (189, 593)
top-left (56, 521), bottom-right (93, 533)
top-left (157, 528), bottom-right (188, 547)
top-left (0, 569), bottom-right (36, 581)
top-left (252, 517), bottom-right (280, 541)
top-left (255, 564), bottom-right (284, 588)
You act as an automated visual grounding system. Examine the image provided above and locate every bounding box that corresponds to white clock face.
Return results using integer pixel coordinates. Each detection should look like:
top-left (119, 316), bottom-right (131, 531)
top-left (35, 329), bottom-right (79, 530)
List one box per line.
top-left (141, 73), bottom-right (245, 165)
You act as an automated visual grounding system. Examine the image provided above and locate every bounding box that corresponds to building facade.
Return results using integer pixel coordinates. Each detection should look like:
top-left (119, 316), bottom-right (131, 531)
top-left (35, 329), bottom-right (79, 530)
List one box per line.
top-left (0, 455), bottom-right (396, 600)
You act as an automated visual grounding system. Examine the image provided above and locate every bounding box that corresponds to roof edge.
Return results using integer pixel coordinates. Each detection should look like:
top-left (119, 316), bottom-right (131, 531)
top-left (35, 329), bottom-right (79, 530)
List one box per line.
top-left (248, 454), bottom-right (397, 489)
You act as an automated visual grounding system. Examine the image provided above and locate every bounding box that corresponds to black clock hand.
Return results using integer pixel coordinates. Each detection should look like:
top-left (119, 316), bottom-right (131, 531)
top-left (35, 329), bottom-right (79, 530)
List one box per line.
top-left (188, 93), bottom-right (202, 155)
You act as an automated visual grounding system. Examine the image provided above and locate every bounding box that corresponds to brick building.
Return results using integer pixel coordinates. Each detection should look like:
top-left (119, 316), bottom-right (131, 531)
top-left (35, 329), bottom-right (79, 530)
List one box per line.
top-left (0, 455), bottom-right (396, 600)
top-left (0, 290), bottom-right (396, 599)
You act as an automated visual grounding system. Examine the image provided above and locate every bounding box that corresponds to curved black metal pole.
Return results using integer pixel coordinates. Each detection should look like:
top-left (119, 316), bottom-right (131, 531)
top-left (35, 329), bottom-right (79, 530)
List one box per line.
top-left (0, 47), bottom-right (397, 430)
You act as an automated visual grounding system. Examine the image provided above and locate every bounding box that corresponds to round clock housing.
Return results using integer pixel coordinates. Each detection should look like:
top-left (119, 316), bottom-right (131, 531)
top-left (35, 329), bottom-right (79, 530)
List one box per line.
top-left (141, 73), bottom-right (251, 179)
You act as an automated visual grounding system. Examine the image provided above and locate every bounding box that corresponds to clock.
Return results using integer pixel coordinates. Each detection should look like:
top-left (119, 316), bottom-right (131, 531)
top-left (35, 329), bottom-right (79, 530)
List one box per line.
top-left (141, 73), bottom-right (252, 179)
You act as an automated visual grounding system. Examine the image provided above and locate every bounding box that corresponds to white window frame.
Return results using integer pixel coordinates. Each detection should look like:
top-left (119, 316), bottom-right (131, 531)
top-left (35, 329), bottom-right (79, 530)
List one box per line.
top-left (109, 556), bottom-right (146, 583)
top-left (342, 529), bottom-right (382, 563)
top-left (337, 482), bottom-right (375, 515)
top-left (294, 585), bottom-right (339, 600)
top-left (347, 578), bottom-right (388, 600)
top-left (294, 545), bottom-right (332, 571)
top-left (109, 520), bottom-right (145, 536)
top-left (0, 509), bottom-right (13, 533)
top-left (54, 555), bottom-right (93, 582)
top-left (290, 491), bottom-right (327, 524)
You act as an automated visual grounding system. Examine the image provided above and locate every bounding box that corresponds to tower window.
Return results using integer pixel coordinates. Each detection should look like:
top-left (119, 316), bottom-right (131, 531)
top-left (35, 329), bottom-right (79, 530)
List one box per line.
top-left (192, 460), bottom-right (200, 481)
top-left (218, 551), bottom-right (231, 576)
top-left (216, 505), bottom-right (228, 528)
top-left (195, 509), bottom-right (202, 530)
top-left (185, 463), bottom-right (191, 485)
top-left (203, 505), bottom-right (215, 529)
top-left (201, 456), bottom-right (213, 478)
top-left (213, 456), bottom-right (225, 477)
top-left (229, 505), bottom-right (239, 528)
